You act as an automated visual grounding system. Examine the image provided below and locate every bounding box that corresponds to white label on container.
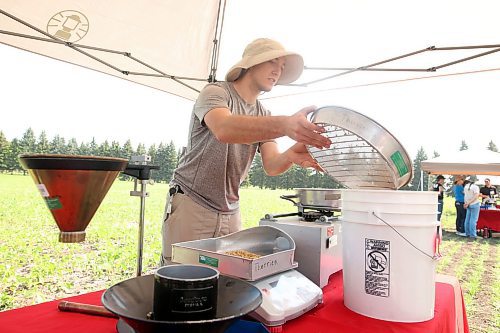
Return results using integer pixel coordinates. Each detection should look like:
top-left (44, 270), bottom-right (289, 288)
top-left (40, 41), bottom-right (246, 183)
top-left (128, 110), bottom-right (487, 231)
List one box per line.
top-left (328, 235), bottom-right (338, 247)
top-left (365, 238), bottom-right (390, 297)
top-left (37, 184), bottom-right (50, 197)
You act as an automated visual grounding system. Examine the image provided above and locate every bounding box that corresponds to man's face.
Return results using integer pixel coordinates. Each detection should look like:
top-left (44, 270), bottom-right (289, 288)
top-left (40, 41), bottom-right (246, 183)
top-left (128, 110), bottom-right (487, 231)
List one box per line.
top-left (485, 180), bottom-right (491, 187)
top-left (248, 57), bottom-right (286, 92)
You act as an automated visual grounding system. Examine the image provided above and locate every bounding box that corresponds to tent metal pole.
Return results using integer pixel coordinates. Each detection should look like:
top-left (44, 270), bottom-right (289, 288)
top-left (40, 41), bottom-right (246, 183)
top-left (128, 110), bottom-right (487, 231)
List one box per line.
top-left (0, 9), bottom-right (204, 93)
top-left (421, 170), bottom-right (424, 191)
top-left (208, 0), bottom-right (227, 82)
top-left (432, 47), bottom-right (500, 70)
top-left (302, 47), bottom-right (432, 85)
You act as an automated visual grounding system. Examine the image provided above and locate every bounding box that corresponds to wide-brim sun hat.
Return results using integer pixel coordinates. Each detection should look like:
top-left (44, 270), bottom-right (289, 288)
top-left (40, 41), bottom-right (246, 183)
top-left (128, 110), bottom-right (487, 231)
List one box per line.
top-left (225, 38), bottom-right (304, 85)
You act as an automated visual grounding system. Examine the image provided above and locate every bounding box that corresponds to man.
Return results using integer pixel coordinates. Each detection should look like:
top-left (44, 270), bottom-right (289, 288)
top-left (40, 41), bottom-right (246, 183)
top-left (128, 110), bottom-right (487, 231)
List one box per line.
top-left (479, 178), bottom-right (497, 206)
top-left (161, 38), bottom-right (331, 264)
top-left (433, 175), bottom-right (445, 221)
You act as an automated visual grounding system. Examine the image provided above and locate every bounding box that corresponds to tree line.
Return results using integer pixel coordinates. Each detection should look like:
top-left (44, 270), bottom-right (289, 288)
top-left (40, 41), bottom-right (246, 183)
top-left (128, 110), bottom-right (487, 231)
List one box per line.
top-left (0, 128), bottom-right (178, 183)
top-left (1, 128), bottom-right (498, 190)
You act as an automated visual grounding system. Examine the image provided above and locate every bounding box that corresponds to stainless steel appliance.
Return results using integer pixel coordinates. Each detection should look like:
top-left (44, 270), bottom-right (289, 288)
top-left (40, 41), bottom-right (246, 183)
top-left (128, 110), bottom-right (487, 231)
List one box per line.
top-left (259, 193), bottom-right (343, 288)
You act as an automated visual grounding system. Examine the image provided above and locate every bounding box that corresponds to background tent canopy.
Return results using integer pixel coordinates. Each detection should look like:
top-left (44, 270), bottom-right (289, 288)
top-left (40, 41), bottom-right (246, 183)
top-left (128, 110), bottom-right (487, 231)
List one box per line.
top-left (421, 150), bottom-right (500, 176)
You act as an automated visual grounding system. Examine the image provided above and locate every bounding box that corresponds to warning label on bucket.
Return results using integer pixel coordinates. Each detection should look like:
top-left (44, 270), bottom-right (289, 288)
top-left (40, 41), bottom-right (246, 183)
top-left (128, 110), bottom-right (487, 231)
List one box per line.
top-left (365, 238), bottom-right (390, 297)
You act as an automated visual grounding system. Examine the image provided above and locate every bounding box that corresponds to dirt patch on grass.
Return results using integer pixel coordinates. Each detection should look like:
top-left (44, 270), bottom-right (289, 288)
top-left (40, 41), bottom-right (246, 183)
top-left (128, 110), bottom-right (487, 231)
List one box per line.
top-left (440, 230), bottom-right (499, 333)
top-left (470, 241), bottom-right (497, 333)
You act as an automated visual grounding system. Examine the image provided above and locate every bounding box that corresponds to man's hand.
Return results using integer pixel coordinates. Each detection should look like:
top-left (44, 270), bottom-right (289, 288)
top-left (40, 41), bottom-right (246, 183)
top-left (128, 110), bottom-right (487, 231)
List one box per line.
top-left (204, 105), bottom-right (332, 149)
top-left (284, 143), bottom-right (324, 172)
top-left (283, 106), bottom-right (332, 150)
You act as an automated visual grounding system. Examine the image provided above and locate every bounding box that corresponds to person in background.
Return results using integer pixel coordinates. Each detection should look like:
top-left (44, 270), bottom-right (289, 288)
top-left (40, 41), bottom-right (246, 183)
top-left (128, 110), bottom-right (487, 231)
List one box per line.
top-left (160, 38), bottom-right (331, 264)
top-left (463, 178), bottom-right (481, 239)
top-left (433, 175), bottom-right (445, 221)
top-left (479, 178), bottom-right (497, 206)
top-left (453, 176), bottom-right (466, 236)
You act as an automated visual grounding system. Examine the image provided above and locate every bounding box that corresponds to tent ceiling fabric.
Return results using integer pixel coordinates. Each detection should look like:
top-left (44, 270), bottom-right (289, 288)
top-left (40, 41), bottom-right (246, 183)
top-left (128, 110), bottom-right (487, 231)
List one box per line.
top-left (1, 0), bottom-right (499, 102)
top-left (421, 150), bottom-right (500, 176)
top-left (0, 0), bottom-right (220, 101)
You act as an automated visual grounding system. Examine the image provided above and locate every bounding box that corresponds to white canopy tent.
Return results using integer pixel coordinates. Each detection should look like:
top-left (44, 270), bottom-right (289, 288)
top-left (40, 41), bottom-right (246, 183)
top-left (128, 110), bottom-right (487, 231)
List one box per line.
top-left (0, 1), bottom-right (221, 101)
top-left (421, 150), bottom-right (500, 176)
top-left (1, 0), bottom-right (500, 103)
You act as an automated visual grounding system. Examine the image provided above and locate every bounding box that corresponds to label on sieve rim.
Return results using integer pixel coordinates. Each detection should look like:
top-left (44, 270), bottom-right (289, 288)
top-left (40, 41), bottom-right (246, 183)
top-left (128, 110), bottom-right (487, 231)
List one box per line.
top-left (390, 151), bottom-right (409, 177)
top-left (199, 255), bottom-right (219, 267)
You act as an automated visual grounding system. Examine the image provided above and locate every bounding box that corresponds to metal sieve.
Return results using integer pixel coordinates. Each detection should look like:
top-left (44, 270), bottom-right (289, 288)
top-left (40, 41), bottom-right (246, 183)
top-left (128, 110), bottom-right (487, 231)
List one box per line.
top-left (307, 106), bottom-right (413, 190)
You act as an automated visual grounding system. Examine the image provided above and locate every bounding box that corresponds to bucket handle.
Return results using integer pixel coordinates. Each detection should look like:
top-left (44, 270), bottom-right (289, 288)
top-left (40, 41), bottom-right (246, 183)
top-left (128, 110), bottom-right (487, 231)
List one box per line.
top-left (371, 212), bottom-right (442, 261)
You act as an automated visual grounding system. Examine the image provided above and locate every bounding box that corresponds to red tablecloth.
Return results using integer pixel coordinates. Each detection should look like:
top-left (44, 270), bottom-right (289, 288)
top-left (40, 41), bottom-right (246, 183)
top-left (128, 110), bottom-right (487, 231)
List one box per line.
top-left (284, 273), bottom-right (469, 333)
top-left (477, 208), bottom-right (500, 231)
top-left (0, 272), bottom-right (469, 333)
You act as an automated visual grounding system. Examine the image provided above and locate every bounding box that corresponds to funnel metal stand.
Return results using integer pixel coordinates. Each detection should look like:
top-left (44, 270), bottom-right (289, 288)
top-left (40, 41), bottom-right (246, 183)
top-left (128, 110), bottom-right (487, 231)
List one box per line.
top-left (123, 155), bottom-right (159, 277)
top-left (130, 179), bottom-right (150, 276)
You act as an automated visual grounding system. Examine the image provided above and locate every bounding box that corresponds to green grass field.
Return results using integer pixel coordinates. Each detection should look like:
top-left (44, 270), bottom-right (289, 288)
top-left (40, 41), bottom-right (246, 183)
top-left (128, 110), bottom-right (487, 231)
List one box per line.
top-left (0, 174), bottom-right (292, 309)
top-left (0, 174), bottom-right (498, 332)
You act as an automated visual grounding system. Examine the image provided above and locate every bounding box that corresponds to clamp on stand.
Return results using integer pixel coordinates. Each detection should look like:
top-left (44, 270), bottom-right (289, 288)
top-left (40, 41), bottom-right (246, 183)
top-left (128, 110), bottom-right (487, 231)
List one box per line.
top-left (122, 155), bottom-right (159, 276)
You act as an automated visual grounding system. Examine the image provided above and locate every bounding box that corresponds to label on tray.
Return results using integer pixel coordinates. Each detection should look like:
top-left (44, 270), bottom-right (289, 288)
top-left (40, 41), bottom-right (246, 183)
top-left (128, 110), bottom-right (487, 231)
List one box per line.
top-left (199, 255), bottom-right (219, 267)
top-left (253, 258), bottom-right (279, 274)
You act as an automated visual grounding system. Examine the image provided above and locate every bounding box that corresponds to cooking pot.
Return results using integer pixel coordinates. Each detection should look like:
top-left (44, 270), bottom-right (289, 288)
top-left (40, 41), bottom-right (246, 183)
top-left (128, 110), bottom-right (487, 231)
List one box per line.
top-left (281, 188), bottom-right (341, 209)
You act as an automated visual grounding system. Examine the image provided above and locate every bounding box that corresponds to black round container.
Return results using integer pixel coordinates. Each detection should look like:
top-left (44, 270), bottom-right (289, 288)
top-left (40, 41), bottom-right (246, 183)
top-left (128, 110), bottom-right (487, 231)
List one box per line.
top-left (102, 273), bottom-right (262, 333)
top-left (153, 265), bottom-right (219, 321)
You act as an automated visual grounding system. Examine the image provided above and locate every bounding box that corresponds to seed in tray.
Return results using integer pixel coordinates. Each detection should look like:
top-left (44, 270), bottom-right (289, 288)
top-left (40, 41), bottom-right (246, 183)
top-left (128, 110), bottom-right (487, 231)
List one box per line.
top-left (224, 250), bottom-right (261, 259)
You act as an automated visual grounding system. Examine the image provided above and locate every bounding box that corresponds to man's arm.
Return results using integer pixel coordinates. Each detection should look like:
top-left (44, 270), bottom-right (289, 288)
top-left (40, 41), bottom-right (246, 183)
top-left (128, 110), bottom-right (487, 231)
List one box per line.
top-left (203, 105), bottom-right (331, 149)
top-left (259, 141), bottom-right (322, 176)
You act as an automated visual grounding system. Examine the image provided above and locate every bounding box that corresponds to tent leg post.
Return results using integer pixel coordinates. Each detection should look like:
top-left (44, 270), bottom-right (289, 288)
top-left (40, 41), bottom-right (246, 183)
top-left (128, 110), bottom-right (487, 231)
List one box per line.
top-left (420, 170), bottom-right (424, 191)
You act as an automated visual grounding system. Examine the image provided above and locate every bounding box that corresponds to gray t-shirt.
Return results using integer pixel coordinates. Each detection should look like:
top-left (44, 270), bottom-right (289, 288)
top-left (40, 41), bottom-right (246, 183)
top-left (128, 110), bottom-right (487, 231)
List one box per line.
top-left (172, 82), bottom-right (273, 213)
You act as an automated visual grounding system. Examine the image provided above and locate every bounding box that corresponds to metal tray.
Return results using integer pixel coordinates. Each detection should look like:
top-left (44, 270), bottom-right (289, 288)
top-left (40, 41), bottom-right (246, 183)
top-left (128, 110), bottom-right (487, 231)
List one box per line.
top-left (172, 226), bottom-right (296, 281)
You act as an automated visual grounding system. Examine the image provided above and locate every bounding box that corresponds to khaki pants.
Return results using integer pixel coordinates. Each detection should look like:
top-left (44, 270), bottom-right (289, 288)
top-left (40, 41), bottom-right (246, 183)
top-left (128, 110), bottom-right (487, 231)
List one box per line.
top-left (161, 193), bottom-right (241, 263)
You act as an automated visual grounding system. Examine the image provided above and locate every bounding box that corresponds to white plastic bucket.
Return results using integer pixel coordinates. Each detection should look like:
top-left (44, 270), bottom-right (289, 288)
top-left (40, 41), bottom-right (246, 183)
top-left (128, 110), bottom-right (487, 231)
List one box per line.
top-left (340, 189), bottom-right (439, 322)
